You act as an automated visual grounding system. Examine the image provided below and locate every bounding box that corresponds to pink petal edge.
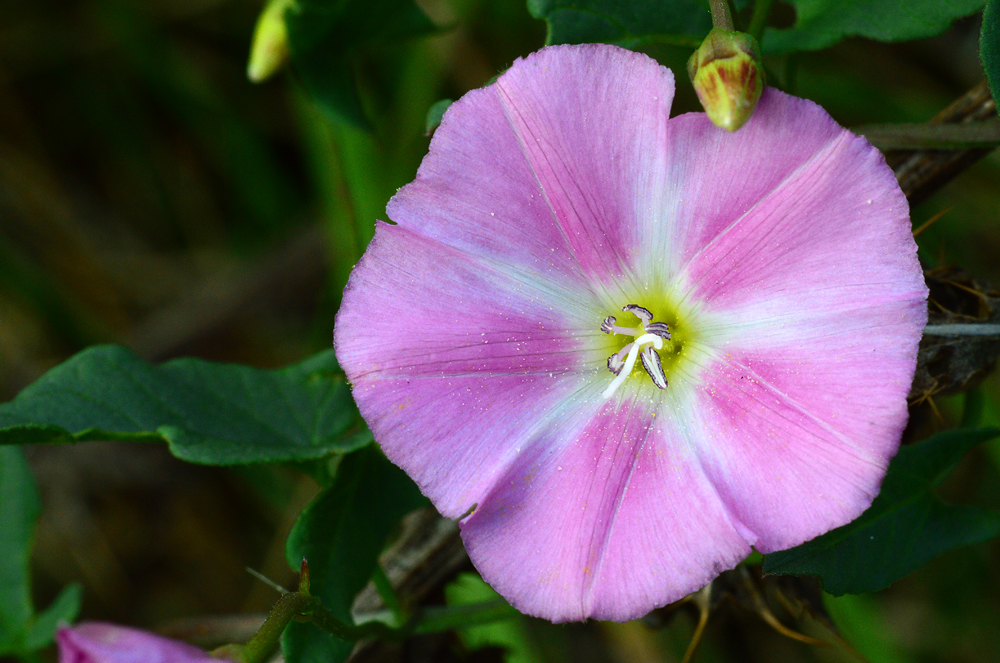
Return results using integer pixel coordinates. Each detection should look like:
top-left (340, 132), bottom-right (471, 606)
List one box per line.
top-left (58, 622), bottom-right (222, 663)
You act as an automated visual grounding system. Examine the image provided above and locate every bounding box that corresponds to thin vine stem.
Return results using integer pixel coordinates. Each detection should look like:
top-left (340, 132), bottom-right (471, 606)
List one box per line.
top-left (223, 589), bottom-right (523, 661)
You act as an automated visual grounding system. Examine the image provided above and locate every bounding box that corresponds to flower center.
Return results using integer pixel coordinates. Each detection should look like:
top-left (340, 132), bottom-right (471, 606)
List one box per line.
top-left (600, 304), bottom-right (671, 398)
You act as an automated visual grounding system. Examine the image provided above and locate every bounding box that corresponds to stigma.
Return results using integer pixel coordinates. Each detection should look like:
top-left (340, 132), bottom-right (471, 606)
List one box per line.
top-left (601, 305), bottom-right (670, 399)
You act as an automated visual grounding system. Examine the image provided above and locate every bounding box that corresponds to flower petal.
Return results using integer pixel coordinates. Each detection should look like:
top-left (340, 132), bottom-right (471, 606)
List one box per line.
top-left (336, 44), bottom-right (927, 625)
top-left (387, 44), bottom-right (674, 290)
top-left (58, 623), bottom-right (221, 663)
top-left (336, 222), bottom-right (605, 517)
top-left (666, 89), bottom-right (923, 327)
top-left (686, 341), bottom-right (912, 553)
top-left (462, 397), bottom-right (750, 622)
top-left (631, 89), bottom-right (927, 553)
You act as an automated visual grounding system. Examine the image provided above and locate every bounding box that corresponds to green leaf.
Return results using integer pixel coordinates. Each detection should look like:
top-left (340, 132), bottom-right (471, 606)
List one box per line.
top-left (0, 346), bottom-right (368, 466)
top-left (763, 428), bottom-right (1000, 595)
top-left (424, 98), bottom-right (453, 135)
top-left (23, 584), bottom-right (82, 651)
top-left (282, 446), bottom-right (427, 663)
top-left (285, 0), bottom-right (437, 127)
top-left (527, 0), bottom-right (711, 48)
top-left (983, 0), bottom-right (1000, 104)
top-left (445, 574), bottom-right (542, 663)
top-left (0, 449), bottom-right (81, 656)
top-left (0, 446), bottom-right (40, 653)
top-left (764, 0), bottom-right (985, 53)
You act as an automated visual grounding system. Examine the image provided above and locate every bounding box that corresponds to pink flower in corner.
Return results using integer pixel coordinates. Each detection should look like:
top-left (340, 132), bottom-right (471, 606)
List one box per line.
top-left (334, 44), bottom-right (927, 622)
top-left (58, 623), bottom-right (224, 663)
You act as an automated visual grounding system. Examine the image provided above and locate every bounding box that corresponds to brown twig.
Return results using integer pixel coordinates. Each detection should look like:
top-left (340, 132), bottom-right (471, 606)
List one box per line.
top-left (889, 81), bottom-right (998, 205)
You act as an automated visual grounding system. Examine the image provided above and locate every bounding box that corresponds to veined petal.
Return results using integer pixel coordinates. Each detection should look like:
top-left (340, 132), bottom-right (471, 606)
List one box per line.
top-left (668, 89), bottom-right (924, 325)
top-left (680, 292), bottom-right (924, 552)
top-left (687, 348), bottom-right (906, 553)
top-left (705, 299), bottom-right (925, 460)
top-left (462, 397), bottom-right (749, 622)
top-left (387, 44), bottom-right (674, 295)
top-left (639, 88), bottom-right (844, 283)
top-left (336, 222), bottom-right (605, 516)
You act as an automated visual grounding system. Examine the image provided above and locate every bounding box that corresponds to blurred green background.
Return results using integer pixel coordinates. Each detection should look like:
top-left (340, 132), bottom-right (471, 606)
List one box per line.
top-left (1, 1), bottom-right (999, 661)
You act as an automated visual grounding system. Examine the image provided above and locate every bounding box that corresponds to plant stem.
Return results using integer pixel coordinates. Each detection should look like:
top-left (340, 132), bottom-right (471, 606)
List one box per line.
top-left (236, 593), bottom-right (313, 663)
top-left (305, 599), bottom-right (399, 641)
top-left (311, 597), bottom-right (520, 641)
top-left (709, 0), bottom-right (734, 31)
top-left (232, 590), bottom-right (523, 657)
top-left (748, 0), bottom-right (773, 41)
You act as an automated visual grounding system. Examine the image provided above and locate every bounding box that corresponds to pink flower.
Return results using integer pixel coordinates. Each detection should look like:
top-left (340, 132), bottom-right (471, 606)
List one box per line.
top-left (58, 623), bottom-right (224, 663)
top-left (335, 44), bottom-right (927, 622)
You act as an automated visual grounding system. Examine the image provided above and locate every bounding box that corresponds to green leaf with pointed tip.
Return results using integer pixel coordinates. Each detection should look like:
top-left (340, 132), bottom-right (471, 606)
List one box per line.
top-left (764, 0), bottom-right (985, 53)
top-left (445, 574), bottom-right (542, 663)
top-left (527, 0), bottom-right (712, 48)
top-left (425, 98), bottom-right (453, 135)
top-left (0, 446), bottom-right (39, 653)
top-left (763, 428), bottom-right (1000, 595)
top-left (0, 448), bottom-right (82, 656)
top-left (24, 584), bottom-right (82, 651)
top-left (984, 0), bottom-right (1000, 104)
top-left (285, 0), bottom-right (437, 127)
top-left (0, 345), bottom-right (368, 466)
top-left (282, 446), bottom-right (427, 663)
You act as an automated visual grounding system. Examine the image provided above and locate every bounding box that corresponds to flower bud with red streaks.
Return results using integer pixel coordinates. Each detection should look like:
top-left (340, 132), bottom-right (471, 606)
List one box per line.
top-left (687, 28), bottom-right (764, 132)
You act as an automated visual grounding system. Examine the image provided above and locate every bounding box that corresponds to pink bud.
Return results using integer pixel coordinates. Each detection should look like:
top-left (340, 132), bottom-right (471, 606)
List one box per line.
top-left (58, 622), bottom-right (228, 663)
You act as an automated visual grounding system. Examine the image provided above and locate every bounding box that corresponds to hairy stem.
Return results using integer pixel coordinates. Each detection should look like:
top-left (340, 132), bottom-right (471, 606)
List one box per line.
top-left (709, 0), bottom-right (734, 31)
top-left (232, 593), bottom-right (313, 663)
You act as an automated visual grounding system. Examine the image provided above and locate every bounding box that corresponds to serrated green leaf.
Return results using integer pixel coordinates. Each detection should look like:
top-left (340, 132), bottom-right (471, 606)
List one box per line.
top-left (763, 428), bottom-right (1000, 595)
top-left (23, 583), bottom-right (82, 651)
top-left (285, 0), bottom-right (437, 127)
top-left (0, 446), bottom-right (39, 653)
top-left (983, 0), bottom-right (1000, 104)
top-left (764, 0), bottom-right (985, 53)
top-left (0, 346), bottom-right (368, 466)
top-left (282, 446), bottom-right (427, 663)
top-left (527, 0), bottom-right (711, 48)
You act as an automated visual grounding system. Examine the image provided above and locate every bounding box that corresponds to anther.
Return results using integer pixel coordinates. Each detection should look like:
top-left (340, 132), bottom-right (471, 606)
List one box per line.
top-left (640, 346), bottom-right (667, 389)
top-left (645, 322), bottom-right (671, 340)
top-left (622, 304), bottom-right (652, 324)
top-left (600, 304), bottom-right (672, 397)
top-left (602, 315), bottom-right (643, 337)
top-left (606, 343), bottom-right (633, 375)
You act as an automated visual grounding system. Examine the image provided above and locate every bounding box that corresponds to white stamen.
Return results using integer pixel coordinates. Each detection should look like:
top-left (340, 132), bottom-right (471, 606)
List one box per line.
top-left (601, 333), bottom-right (663, 399)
